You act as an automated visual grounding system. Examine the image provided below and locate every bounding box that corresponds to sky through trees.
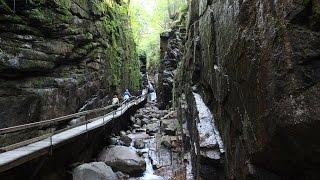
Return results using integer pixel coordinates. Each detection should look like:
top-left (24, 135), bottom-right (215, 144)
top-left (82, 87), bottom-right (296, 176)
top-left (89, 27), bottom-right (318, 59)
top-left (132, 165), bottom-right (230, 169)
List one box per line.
top-left (129, 0), bottom-right (187, 70)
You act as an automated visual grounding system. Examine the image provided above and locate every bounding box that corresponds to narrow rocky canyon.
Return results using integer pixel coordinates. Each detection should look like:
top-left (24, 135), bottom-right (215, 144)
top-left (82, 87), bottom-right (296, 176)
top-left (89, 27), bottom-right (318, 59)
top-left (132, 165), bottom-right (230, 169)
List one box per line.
top-left (1, 0), bottom-right (320, 180)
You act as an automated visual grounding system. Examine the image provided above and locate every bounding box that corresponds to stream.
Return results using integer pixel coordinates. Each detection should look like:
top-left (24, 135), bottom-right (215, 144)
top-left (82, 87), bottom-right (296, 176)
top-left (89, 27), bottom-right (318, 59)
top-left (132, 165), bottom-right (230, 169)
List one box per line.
top-left (72, 92), bottom-right (193, 180)
top-left (114, 101), bottom-right (191, 180)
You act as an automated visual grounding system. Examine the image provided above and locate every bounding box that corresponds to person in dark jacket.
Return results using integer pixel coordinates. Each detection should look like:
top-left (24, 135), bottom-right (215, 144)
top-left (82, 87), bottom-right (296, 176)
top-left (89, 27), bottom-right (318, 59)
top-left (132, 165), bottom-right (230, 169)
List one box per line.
top-left (123, 89), bottom-right (131, 101)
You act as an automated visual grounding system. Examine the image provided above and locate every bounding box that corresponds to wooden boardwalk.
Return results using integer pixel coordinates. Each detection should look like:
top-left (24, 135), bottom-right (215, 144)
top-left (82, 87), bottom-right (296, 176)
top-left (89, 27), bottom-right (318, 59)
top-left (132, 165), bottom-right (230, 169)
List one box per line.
top-left (0, 95), bottom-right (146, 173)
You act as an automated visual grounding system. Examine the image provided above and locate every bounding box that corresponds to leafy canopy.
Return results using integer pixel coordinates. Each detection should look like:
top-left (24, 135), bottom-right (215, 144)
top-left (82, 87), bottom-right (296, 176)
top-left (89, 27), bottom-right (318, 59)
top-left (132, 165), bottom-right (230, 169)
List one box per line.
top-left (129, 0), bottom-right (187, 71)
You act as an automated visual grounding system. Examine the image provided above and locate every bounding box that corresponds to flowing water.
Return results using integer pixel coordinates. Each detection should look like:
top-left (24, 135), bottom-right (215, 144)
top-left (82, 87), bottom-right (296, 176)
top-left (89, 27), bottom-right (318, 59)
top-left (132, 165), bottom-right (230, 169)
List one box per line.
top-left (125, 100), bottom-right (192, 180)
top-left (127, 131), bottom-right (164, 180)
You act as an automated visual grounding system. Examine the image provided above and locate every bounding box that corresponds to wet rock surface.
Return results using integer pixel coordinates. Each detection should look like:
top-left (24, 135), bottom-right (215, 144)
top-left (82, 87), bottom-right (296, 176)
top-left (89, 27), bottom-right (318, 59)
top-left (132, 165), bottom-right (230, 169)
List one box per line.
top-left (133, 139), bottom-right (145, 149)
top-left (145, 123), bottom-right (159, 136)
top-left (119, 135), bottom-right (133, 147)
top-left (73, 162), bottom-right (118, 180)
top-left (129, 104), bottom-right (192, 180)
top-left (176, 0), bottom-right (320, 179)
top-left (106, 102), bottom-right (193, 180)
top-left (35, 96), bottom-right (191, 180)
top-left (98, 146), bottom-right (146, 176)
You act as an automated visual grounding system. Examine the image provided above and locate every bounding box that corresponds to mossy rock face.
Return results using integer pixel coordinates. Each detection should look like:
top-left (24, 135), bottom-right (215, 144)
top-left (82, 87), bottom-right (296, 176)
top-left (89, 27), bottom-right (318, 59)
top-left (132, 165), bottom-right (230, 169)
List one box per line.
top-left (0, 57), bottom-right (55, 72)
top-left (312, 0), bottom-right (320, 30)
top-left (176, 0), bottom-right (320, 179)
top-left (0, 14), bottom-right (24, 23)
top-left (0, 0), bottom-right (141, 131)
top-left (53, 0), bottom-right (71, 10)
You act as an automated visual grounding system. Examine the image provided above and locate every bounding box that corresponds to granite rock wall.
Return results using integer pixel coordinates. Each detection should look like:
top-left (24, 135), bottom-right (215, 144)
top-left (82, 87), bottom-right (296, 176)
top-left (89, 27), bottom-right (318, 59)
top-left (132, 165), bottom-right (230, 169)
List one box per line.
top-left (0, 0), bottom-right (141, 129)
top-left (177, 0), bottom-right (320, 179)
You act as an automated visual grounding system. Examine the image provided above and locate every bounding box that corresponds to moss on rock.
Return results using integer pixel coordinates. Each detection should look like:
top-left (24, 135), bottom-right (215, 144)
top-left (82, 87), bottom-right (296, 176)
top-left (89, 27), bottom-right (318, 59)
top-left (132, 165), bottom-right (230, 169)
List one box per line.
top-left (0, 0), bottom-right (142, 130)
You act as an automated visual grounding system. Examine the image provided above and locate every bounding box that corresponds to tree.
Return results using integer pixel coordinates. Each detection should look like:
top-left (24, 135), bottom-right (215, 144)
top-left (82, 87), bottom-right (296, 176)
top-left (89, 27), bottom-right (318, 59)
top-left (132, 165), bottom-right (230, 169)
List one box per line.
top-left (129, 0), bottom-right (187, 70)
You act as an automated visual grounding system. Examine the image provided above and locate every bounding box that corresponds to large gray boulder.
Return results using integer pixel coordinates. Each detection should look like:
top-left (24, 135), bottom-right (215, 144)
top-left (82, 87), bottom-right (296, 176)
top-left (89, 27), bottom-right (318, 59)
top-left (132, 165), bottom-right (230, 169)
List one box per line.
top-left (98, 146), bottom-right (146, 175)
top-left (73, 162), bottom-right (118, 180)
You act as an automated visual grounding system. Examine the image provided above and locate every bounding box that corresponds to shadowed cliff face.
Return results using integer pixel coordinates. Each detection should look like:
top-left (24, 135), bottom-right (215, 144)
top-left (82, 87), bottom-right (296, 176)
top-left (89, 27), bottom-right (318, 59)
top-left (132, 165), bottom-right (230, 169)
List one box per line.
top-left (157, 14), bottom-right (187, 110)
top-left (177, 0), bottom-right (320, 179)
top-left (0, 0), bottom-right (141, 128)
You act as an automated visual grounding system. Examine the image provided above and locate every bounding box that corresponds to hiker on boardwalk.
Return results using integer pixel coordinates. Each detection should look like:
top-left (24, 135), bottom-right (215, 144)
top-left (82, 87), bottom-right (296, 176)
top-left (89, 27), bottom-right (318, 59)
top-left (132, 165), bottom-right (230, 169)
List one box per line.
top-left (123, 89), bottom-right (131, 102)
top-left (147, 84), bottom-right (157, 102)
top-left (136, 89), bottom-right (142, 96)
top-left (112, 95), bottom-right (119, 110)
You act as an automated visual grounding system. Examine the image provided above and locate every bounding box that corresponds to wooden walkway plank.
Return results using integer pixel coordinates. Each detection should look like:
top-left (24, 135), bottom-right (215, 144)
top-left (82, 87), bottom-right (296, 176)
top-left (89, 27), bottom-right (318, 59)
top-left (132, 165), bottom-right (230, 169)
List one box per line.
top-left (0, 95), bottom-right (146, 173)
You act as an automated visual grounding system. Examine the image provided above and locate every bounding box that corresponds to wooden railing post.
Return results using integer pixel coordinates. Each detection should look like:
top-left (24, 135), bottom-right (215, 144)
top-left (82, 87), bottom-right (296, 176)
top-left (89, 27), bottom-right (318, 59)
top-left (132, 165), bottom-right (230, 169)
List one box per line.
top-left (85, 116), bottom-right (88, 132)
top-left (113, 106), bottom-right (117, 118)
top-left (49, 123), bottom-right (53, 156)
top-left (0, 89), bottom-right (148, 152)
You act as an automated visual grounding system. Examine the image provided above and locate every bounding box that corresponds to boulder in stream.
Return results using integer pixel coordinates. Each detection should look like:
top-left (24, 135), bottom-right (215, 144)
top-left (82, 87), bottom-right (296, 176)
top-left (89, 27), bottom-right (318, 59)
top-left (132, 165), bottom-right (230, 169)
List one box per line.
top-left (134, 139), bottom-right (145, 149)
top-left (141, 118), bottom-right (150, 125)
top-left (73, 162), bottom-right (118, 180)
top-left (98, 146), bottom-right (146, 176)
top-left (151, 117), bottom-right (158, 123)
top-left (119, 135), bottom-right (132, 147)
top-left (119, 131), bottom-right (126, 137)
top-left (133, 124), bottom-right (141, 129)
top-left (161, 136), bottom-right (172, 149)
top-left (145, 123), bottom-right (159, 135)
top-left (108, 137), bottom-right (119, 146)
top-left (134, 114), bottom-right (144, 119)
top-left (130, 116), bottom-right (135, 123)
top-left (161, 119), bottom-right (178, 136)
top-left (136, 119), bottom-right (142, 126)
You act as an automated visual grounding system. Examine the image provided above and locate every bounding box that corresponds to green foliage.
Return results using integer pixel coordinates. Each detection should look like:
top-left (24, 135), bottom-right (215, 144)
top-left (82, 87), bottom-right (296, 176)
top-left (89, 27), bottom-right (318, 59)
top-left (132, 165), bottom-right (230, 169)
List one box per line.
top-left (313, 2), bottom-right (320, 17)
top-left (0, 14), bottom-right (24, 23)
top-left (0, 0), bottom-right (14, 13)
top-left (53, 0), bottom-right (71, 9)
top-left (29, 7), bottom-right (71, 24)
top-left (93, 0), bottom-right (141, 92)
top-left (129, 0), bottom-right (187, 70)
top-left (303, 0), bottom-right (310, 6)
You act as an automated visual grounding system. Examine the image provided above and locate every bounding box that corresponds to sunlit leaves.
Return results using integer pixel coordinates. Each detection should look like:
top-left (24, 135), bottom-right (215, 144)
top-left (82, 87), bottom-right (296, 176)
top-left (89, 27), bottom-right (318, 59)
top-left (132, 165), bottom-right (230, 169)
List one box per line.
top-left (129, 0), bottom-right (186, 70)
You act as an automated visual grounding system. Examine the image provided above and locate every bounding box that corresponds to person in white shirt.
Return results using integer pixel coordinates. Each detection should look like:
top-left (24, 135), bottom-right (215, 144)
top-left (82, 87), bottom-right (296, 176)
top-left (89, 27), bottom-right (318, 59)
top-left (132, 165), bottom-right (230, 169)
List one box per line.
top-left (112, 95), bottom-right (119, 110)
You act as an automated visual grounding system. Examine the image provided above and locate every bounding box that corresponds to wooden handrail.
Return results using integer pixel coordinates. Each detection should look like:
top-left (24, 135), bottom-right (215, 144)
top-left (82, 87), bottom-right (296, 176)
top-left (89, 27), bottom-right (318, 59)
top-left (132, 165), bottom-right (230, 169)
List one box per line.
top-left (0, 95), bottom-right (146, 153)
top-left (0, 133), bottom-right (53, 152)
top-left (0, 94), bottom-right (146, 135)
top-left (0, 105), bottom-right (113, 135)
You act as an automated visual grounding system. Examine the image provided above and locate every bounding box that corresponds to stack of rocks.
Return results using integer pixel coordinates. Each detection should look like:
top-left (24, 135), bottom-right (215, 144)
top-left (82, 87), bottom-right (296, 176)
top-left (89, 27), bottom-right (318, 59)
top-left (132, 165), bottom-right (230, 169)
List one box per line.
top-left (157, 13), bottom-right (187, 110)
